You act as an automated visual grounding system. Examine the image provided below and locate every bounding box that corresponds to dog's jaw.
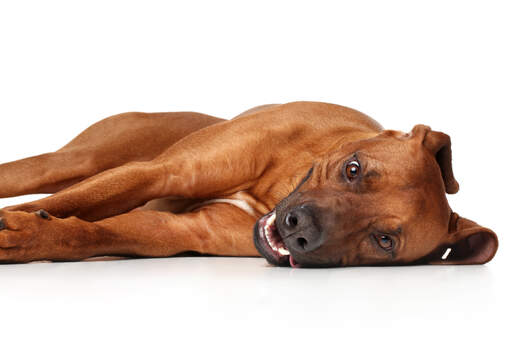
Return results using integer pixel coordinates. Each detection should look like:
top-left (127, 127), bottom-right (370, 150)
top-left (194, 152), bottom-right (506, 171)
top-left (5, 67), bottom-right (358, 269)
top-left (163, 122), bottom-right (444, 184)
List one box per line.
top-left (253, 211), bottom-right (294, 267)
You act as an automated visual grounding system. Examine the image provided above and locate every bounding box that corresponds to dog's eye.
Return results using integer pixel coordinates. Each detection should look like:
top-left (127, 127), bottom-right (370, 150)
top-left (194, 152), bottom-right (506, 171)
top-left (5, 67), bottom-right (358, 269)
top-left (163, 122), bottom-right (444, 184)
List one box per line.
top-left (345, 160), bottom-right (361, 181)
top-left (375, 234), bottom-right (394, 251)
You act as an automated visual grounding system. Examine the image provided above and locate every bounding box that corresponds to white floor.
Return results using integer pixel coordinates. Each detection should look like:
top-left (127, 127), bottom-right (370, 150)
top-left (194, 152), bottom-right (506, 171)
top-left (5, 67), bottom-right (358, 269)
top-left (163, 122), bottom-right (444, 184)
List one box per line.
top-left (1, 255), bottom-right (510, 341)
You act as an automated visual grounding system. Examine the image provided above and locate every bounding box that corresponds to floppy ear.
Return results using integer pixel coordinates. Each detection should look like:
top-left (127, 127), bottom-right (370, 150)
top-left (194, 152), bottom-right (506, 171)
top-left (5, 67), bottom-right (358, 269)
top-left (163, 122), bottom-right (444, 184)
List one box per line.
top-left (424, 213), bottom-right (499, 265)
top-left (412, 125), bottom-right (459, 194)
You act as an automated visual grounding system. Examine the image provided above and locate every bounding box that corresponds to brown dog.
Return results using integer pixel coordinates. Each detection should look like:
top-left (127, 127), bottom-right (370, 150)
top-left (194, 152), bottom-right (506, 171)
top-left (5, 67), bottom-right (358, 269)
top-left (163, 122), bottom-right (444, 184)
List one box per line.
top-left (0, 102), bottom-right (498, 266)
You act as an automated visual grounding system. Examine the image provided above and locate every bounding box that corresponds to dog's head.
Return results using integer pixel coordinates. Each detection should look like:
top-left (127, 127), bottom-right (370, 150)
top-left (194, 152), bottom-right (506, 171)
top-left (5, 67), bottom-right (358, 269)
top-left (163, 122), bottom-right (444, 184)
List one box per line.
top-left (254, 125), bottom-right (498, 267)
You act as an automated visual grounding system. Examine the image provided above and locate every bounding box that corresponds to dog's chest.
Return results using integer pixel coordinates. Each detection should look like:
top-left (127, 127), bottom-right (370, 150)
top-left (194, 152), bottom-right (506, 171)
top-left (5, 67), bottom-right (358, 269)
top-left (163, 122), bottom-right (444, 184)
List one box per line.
top-left (140, 191), bottom-right (270, 218)
top-left (184, 191), bottom-right (269, 217)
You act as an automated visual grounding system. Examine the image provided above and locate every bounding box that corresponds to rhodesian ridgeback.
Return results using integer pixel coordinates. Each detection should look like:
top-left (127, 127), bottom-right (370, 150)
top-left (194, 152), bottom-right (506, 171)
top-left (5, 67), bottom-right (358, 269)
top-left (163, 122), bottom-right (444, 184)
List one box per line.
top-left (0, 102), bottom-right (498, 266)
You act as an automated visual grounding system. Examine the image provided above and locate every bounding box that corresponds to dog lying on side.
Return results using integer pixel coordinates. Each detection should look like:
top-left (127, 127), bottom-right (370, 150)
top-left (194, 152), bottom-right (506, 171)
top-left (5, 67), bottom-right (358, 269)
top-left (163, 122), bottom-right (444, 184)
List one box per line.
top-left (0, 102), bottom-right (498, 267)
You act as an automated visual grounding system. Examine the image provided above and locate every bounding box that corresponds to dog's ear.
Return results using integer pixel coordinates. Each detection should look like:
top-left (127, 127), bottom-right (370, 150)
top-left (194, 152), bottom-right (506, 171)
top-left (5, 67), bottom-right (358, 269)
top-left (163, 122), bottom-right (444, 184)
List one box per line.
top-left (423, 213), bottom-right (498, 265)
top-left (411, 125), bottom-right (459, 194)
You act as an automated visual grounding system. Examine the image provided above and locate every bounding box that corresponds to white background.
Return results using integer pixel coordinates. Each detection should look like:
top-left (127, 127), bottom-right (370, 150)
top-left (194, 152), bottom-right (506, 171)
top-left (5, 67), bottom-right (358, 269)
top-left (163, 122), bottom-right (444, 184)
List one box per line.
top-left (0, 1), bottom-right (510, 340)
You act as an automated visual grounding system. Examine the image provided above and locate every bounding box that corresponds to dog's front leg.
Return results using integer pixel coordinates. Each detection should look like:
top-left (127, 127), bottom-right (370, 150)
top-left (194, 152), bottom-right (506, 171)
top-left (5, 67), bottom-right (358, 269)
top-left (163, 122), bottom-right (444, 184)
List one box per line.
top-left (0, 204), bottom-right (259, 263)
top-left (6, 161), bottom-right (167, 221)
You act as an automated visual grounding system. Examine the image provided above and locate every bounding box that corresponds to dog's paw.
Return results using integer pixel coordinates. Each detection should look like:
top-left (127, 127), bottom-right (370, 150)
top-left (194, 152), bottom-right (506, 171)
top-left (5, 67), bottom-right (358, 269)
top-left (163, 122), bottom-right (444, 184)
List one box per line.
top-left (0, 210), bottom-right (60, 263)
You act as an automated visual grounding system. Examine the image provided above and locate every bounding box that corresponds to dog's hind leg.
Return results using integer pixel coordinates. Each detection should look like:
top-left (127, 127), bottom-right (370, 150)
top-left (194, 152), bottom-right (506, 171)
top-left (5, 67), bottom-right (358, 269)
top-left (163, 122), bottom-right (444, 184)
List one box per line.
top-left (0, 203), bottom-right (258, 263)
top-left (0, 112), bottom-right (223, 198)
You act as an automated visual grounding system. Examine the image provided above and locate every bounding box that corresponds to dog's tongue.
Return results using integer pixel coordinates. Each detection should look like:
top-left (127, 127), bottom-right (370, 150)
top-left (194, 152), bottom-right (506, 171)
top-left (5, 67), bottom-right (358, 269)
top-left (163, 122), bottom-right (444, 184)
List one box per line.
top-left (289, 255), bottom-right (300, 268)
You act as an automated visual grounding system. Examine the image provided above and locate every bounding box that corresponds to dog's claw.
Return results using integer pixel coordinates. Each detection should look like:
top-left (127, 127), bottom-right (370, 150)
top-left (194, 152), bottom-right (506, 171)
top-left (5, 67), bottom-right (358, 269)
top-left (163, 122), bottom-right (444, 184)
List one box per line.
top-left (0, 219), bottom-right (5, 231)
top-left (36, 210), bottom-right (50, 220)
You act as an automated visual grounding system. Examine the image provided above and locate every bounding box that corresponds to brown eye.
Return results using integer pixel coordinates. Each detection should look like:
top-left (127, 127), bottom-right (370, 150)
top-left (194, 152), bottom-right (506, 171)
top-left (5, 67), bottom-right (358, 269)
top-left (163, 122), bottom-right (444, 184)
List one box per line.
top-left (375, 234), bottom-right (394, 251)
top-left (345, 160), bottom-right (360, 181)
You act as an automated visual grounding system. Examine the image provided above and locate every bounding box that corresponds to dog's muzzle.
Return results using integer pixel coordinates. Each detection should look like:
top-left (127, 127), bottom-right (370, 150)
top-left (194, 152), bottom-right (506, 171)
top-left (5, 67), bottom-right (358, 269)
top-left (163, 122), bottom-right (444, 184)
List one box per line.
top-left (253, 205), bottom-right (324, 268)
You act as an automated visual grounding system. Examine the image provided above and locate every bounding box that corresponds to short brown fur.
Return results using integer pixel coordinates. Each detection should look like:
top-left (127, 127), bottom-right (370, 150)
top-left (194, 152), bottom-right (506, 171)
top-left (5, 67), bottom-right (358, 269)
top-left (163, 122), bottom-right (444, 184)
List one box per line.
top-left (0, 102), bottom-right (498, 266)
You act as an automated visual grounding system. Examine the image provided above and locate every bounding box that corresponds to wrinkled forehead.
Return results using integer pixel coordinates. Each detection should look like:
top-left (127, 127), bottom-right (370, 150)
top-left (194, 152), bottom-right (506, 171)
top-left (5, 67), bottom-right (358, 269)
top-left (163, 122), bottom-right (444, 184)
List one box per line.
top-left (341, 132), bottom-right (426, 163)
top-left (319, 133), bottom-right (444, 188)
top-left (348, 184), bottom-right (450, 226)
top-left (382, 185), bottom-right (450, 223)
top-left (313, 131), bottom-right (452, 223)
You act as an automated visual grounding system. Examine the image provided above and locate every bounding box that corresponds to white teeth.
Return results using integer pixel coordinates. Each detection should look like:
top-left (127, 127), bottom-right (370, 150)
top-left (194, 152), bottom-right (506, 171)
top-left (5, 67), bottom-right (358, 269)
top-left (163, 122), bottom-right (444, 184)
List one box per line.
top-left (277, 247), bottom-right (290, 256)
top-left (264, 223), bottom-right (278, 252)
top-left (261, 211), bottom-right (290, 256)
top-left (267, 212), bottom-right (276, 225)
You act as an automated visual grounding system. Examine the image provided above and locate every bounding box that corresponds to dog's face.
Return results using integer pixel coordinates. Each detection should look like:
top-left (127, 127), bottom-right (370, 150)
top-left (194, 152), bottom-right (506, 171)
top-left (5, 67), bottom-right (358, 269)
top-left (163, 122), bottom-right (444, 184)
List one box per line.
top-left (254, 125), bottom-right (498, 267)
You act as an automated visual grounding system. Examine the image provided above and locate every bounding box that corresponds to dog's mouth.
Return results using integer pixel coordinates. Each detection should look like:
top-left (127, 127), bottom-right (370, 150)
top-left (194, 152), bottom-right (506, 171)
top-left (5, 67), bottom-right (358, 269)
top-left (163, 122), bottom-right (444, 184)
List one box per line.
top-left (253, 211), bottom-right (300, 268)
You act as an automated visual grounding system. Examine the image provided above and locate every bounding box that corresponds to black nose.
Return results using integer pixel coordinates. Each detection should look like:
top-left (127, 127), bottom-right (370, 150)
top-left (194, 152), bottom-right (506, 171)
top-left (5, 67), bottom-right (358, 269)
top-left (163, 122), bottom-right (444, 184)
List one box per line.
top-left (283, 206), bottom-right (323, 253)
